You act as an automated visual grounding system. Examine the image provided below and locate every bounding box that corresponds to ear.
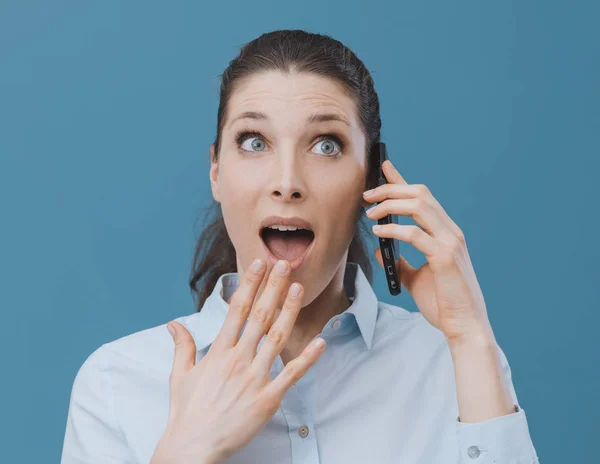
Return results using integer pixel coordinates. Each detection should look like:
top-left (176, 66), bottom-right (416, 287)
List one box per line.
top-left (209, 144), bottom-right (221, 203)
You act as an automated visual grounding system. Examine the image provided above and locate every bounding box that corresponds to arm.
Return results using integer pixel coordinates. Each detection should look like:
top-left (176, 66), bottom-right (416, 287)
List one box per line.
top-left (60, 347), bottom-right (136, 464)
top-left (363, 162), bottom-right (539, 462)
top-left (448, 330), bottom-right (539, 463)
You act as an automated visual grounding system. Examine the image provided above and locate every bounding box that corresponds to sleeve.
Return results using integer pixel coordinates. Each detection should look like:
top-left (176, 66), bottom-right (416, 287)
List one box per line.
top-left (455, 345), bottom-right (539, 463)
top-left (60, 346), bottom-right (136, 464)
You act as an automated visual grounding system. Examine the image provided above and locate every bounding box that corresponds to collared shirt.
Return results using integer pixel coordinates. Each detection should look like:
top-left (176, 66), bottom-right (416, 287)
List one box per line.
top-left (61, 262), bottom-right (539, 463)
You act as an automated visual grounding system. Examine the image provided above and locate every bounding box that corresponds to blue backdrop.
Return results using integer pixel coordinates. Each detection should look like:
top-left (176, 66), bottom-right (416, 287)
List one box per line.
top-left (1, 1), bottom-right (598, 462)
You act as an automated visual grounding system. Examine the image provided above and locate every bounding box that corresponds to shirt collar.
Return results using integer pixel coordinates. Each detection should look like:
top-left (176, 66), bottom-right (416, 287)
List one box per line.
top-left (184, 261), bottom-right (379, 353)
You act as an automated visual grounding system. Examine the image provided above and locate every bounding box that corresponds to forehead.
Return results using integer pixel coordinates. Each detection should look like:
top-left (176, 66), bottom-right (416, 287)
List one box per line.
top-left (225, 70), bottom-right (359, 128)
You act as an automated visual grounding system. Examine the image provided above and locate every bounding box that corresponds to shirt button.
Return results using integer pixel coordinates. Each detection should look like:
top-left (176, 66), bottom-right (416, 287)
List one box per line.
top-left (298, 425), bottom-right (309, 438)
top-left (332, 318), bottom-right (342, 329)
top-left (467, 445), bottom-right (481, 459)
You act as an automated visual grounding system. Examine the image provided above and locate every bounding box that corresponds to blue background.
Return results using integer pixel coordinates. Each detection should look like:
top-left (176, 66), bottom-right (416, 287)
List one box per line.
top-left (1, 1), bottom-right (598, 462)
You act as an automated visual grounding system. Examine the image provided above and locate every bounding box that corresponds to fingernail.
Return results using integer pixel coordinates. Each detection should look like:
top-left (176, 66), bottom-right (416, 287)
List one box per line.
top-left (366, 205), bottom-right (377, 215)
top-left (373, 225), bottom-right (381, 231)
top-left (363, 189), bottom-right (374, 196)
top-left (167, 323), bottom-right (175, 338)
top-left (274, 260), bottom-right (287, 275)
top-left (314, 338), bottom-right (326, 349)
top-left (290, 283), bottom-right (301, 296)
top-left (251, 258), bottom-right (264, 272)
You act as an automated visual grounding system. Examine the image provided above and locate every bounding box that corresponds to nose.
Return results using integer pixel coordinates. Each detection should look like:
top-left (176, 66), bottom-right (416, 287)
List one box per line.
top-left (268, 150), bottom-right (307, 203)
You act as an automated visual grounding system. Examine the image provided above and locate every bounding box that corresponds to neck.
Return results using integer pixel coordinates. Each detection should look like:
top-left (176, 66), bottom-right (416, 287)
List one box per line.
top-left (290, 263), bottom-right (352, 343)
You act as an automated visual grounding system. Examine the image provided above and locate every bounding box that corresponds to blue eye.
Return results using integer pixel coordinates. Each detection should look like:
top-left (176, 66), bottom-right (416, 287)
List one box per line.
top-left (235, 131), bottom-right (267, 152)
top-left (234, 130), bottom-right (346, 156)
top-left (312, 136), bottom-right (344, 157)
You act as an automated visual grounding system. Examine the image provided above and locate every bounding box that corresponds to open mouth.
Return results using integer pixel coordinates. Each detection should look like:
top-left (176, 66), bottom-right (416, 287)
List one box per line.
top-left (260, 227), bottom-right (315, 262)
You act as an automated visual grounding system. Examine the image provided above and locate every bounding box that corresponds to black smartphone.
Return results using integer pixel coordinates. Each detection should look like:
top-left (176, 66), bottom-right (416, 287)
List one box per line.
top-left (372, 142), bottom-right (401, 295)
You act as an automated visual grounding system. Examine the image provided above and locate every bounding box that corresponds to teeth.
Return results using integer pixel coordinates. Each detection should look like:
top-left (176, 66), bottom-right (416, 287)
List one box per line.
top-left (267, 225), bottom-right (306, 232)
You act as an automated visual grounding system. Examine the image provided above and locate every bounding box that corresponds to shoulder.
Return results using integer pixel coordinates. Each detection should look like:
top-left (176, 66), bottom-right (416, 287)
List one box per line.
top-left (371, 302), bottom-right (461, 391)
top-left (76, 312), bottom-right (198, 381)
top-left (374, 301), bottom-right (450, 353)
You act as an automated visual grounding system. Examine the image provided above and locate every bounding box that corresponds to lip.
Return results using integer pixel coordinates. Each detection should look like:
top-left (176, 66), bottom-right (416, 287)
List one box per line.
top-left (259, 215), bottom-right (314, 231)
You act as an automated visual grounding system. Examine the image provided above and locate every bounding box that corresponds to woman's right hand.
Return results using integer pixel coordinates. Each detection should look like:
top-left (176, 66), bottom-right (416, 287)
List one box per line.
top-left (151, 258), bottom-right (327, 464)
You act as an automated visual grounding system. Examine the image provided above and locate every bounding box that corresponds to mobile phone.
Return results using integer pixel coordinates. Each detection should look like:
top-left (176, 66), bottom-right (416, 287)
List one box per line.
top-left (372, 142), bottom-right (401, 295)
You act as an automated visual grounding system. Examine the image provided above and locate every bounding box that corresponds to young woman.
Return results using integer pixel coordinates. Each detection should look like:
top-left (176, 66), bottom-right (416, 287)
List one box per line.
top-left (61, 30), bottom-right (539, 464)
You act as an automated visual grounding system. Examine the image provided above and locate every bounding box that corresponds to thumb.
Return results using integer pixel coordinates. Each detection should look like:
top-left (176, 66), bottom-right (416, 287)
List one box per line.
top-left (375, 247), bottom-right (415, 291)
top-left (167, 321), bottom-right (197, 382)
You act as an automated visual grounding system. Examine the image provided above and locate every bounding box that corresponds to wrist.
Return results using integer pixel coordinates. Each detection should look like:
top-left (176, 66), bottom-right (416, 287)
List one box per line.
top-left (447, 323), bottom-right (517, 422)
top-left (446, 322), bottom-right (496, 354)
top-left (151, 435), bottom-right (224, 464)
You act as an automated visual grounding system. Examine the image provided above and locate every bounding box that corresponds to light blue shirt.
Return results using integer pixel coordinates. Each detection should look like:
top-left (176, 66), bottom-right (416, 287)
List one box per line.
top-left (61, 262), bottom-right (539, 463)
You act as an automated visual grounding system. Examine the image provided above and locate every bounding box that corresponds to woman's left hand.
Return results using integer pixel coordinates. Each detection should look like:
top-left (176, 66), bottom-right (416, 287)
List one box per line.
top-left (363, 159), bottom-right (494, 346)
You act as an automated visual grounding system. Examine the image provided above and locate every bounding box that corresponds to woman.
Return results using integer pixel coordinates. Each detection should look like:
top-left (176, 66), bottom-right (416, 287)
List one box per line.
top-left (61, 30), bottom-right (539, 463)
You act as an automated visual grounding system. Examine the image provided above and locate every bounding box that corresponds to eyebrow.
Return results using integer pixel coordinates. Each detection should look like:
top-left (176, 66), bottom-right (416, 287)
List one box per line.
top-left (227, 111), bottom-right (351, 128)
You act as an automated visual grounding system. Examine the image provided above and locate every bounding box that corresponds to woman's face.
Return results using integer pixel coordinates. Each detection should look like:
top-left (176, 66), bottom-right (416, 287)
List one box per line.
top-left (210, 69), bottom-right (370, 305)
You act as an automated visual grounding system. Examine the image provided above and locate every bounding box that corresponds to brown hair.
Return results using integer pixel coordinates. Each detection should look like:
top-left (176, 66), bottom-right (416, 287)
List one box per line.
top-left (189, 29), bottom-right (382, 312)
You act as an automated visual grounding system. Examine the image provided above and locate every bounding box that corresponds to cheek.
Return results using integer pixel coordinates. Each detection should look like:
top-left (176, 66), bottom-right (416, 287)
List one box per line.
top-left (219, 161), bottom-right (261, 206)
top-left (317, 177), bottom-right (363, 241)
top-left (320, 172), bottom-right (363, 213)
top-left (218, 173), bottom-right (260, 246)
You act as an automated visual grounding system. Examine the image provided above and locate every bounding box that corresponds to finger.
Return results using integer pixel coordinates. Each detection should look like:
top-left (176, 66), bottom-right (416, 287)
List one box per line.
top-left (427, 194), bottom-right (466, 242)
top-left (212, 258), bottom-right (267, 351)
top-left (382, 159), bottom-right (407, 184)
top-left (264, 337), bottom-right (326, 402)
top-left (366, 198), bottom-right (449, 238)
top-left (373, 223), bottom-right (440, 258)
top-left (363, 183), bottom-right (423, 204)
top-left (167, 321), bottom-right (197, 384)
top-left (380, 161), bottom-right (465, 240)
top-left (251, 282), bottom-right (304, 376)
top-left (238, 259), bottom-right (291, 356)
